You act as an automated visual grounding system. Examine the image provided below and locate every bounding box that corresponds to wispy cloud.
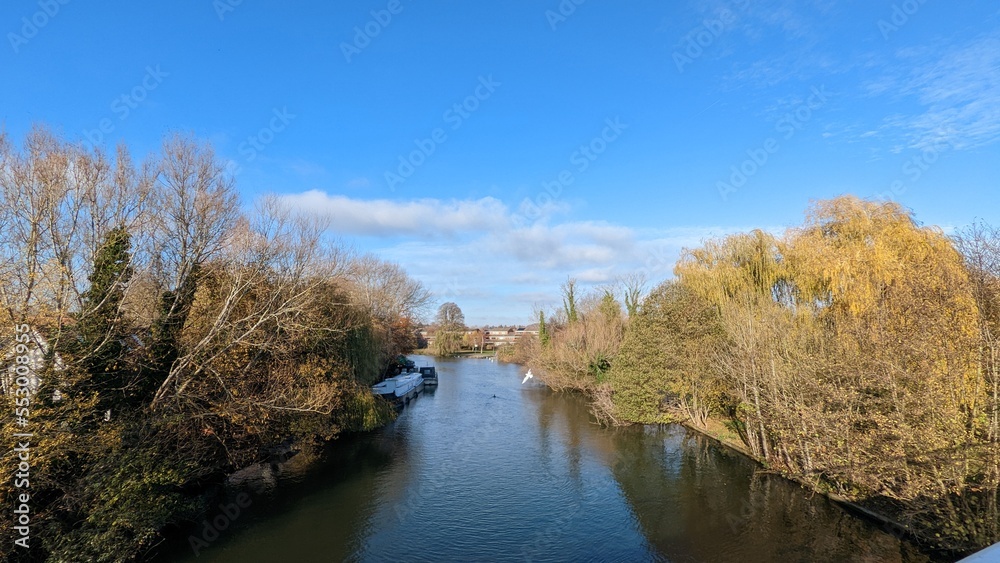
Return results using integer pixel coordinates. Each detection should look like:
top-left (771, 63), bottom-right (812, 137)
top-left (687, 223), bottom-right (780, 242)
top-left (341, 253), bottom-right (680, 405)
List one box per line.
top-left (284, 159), bottom-right (328, 178)
top-left (346, 177), bottom-right (371, 189)
top-left (710, 0), bottom-right (848, 90)
top-left (868, 33), bottom-right (1000, 151)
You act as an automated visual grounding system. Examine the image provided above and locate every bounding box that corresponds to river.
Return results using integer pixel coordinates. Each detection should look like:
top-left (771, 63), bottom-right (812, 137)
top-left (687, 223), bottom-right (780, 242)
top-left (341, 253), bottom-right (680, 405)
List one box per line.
top-left (169, 355), bottom-right (938, 562)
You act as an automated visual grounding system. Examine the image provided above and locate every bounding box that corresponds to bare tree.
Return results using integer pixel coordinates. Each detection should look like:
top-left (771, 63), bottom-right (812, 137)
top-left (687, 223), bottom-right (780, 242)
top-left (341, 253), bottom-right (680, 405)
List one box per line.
top-left (346, 254), bottom-right (431, 323)
top-left (0, 129), bottom-right (150, 329)
top-left (143, 135), bottom-right (240, 402)
top-left (955, 221), bottom-right (1000, 442)
top-left (435, 302), bottom-right (465, 330)
top-left (0, 128), bottom-right (62, 323)
top-left (150, 195), bottom-right (343, 409)
top-left (149, 134), bottom-right (239, 293)
top-left (617, 272), bottom-right (647, 317)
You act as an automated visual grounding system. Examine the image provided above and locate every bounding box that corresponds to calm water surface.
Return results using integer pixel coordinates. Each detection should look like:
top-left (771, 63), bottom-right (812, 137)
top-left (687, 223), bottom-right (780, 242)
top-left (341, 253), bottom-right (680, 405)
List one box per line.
top-left (172, 356), bottom-right (936, 563)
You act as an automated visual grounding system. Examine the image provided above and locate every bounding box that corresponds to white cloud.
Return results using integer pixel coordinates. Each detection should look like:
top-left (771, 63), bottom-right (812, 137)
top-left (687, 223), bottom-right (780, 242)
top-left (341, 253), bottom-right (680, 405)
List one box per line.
top-left (276, 191), bottom-right (764, 325)
top-left (277, 190), bottom-right (508, 237)
top-left (496, 221), bottom-right (636, 270)
top-left (575, 267), bottom-right (616, 284)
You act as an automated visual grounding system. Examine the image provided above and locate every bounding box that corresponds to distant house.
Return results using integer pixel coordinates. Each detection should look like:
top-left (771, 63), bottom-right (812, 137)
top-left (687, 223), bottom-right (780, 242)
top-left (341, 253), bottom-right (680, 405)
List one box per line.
top-left (517, 324), bottom-right (540, 337)
top-left (484, 326), bottom-right (518, 347)
top-left (417, 328), bottom-right (436, 348)
top-left (1, 327), bottom-right (64, 397)
top-left (461, 329), bottom-right (485, 350)
top-left (414, 322), bottom-right (540, 350)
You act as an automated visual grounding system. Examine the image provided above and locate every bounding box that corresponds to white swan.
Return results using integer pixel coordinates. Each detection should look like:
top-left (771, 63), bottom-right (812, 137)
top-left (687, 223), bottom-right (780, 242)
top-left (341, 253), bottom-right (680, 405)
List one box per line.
top-left (521, 369), bottom-right (533, 384)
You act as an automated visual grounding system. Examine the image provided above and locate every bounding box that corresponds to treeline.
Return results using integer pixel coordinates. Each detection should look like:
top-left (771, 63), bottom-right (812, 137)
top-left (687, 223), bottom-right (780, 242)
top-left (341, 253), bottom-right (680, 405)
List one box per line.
top-left (523, 196), bottom-right (1000, 554)
top-left (0, 127), bottom-right (429, 561)
top-left (503, 275), bottom-right (643, 419)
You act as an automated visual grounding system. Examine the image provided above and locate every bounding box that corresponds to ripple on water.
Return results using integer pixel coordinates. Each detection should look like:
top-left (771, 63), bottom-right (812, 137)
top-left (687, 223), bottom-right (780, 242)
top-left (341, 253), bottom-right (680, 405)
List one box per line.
top-left (172, 356), bottom-right (940, 563)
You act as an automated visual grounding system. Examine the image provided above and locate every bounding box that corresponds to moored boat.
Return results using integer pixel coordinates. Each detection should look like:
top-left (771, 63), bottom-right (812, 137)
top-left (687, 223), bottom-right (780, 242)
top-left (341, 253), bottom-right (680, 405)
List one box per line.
top-left (372, 371), bottom-right (424, 406)
top-left (372, 358), bottom-right (437, 408)
top-left (398, 371), bottom-right (424, 401)
top-left (419, 366), bottom-right (438, 386)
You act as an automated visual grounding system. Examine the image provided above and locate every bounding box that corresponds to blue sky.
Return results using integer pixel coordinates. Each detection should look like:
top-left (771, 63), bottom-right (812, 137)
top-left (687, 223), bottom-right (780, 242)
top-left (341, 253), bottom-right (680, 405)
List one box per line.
top-left (4, 0), bottom-right (999, 325)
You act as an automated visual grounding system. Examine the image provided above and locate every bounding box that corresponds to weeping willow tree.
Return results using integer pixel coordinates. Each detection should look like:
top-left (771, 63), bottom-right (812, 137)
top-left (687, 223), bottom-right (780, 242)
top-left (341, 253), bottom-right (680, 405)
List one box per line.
top-left (609, 196), bottom-right (997, 552)
top-left (675, 228), bottom-right (791, 461)
top-left (784, 196), bottom-right (988, 548)
top-left (677, 228), bottom-right (786, 309)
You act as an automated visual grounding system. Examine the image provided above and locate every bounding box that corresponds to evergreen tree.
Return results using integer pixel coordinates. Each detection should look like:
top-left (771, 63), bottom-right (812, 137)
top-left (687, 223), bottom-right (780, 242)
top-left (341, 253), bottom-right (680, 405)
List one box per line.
top-left (538, 310), bottom-right (550, 347)
top-left (146, 265), bottom-right (201, 401)
top-left (75, 226), bottom-right (134, 412)
top-left (562, 279), bottom-right (578, 324)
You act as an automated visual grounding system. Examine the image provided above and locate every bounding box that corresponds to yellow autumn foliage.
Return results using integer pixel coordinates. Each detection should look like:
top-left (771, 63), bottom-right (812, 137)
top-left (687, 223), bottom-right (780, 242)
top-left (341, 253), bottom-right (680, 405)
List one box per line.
top-left (611, 195), bottom-right (997, 552)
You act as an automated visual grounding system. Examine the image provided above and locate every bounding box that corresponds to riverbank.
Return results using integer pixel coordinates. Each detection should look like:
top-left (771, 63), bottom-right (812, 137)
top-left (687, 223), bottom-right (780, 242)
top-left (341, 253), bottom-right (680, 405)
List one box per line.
top-left (519, 376), bottom-right (957, 561)
top-left (505, 350), bottom-right (957, 559)
top-left (513, 197), bottom-right (1000, 556)
top-left (152, 376), bottom-right (410, 561)
top-left (671, 415), bottom-right (959, 559)
top-left (414, 348), bottom-right (496, 358)
top-left (157, 356), bottom-right (932, 563)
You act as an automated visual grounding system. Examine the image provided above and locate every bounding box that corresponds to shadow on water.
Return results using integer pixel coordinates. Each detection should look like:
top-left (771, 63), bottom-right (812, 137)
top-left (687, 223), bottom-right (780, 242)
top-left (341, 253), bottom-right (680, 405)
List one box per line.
top-left (520, 385), bottom-right (941, 563)
top-left (157, 426), bottom-right (407, 563)
top-left (605, 425), bottom-right (943, 563)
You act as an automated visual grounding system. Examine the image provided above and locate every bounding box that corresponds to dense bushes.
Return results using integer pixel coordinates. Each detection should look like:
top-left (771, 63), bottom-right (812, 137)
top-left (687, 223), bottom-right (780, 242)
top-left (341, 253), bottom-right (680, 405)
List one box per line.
top-left (0, 128), bottom-right (424, 561)
top-left (609, 281), bottom-right (722, 426)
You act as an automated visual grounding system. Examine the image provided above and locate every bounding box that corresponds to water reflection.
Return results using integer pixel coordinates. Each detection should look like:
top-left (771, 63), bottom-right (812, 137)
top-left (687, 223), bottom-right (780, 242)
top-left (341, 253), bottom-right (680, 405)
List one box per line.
top-left (166, 356), bottom-right (938, 563)
top-left (608, 426), bottom-right (935, 563)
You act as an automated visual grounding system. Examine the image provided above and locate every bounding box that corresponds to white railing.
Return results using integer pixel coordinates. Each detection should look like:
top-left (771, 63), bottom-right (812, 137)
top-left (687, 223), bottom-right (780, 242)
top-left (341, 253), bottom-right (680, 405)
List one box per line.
top-left (958, 542), bottom-right (1000, 562)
